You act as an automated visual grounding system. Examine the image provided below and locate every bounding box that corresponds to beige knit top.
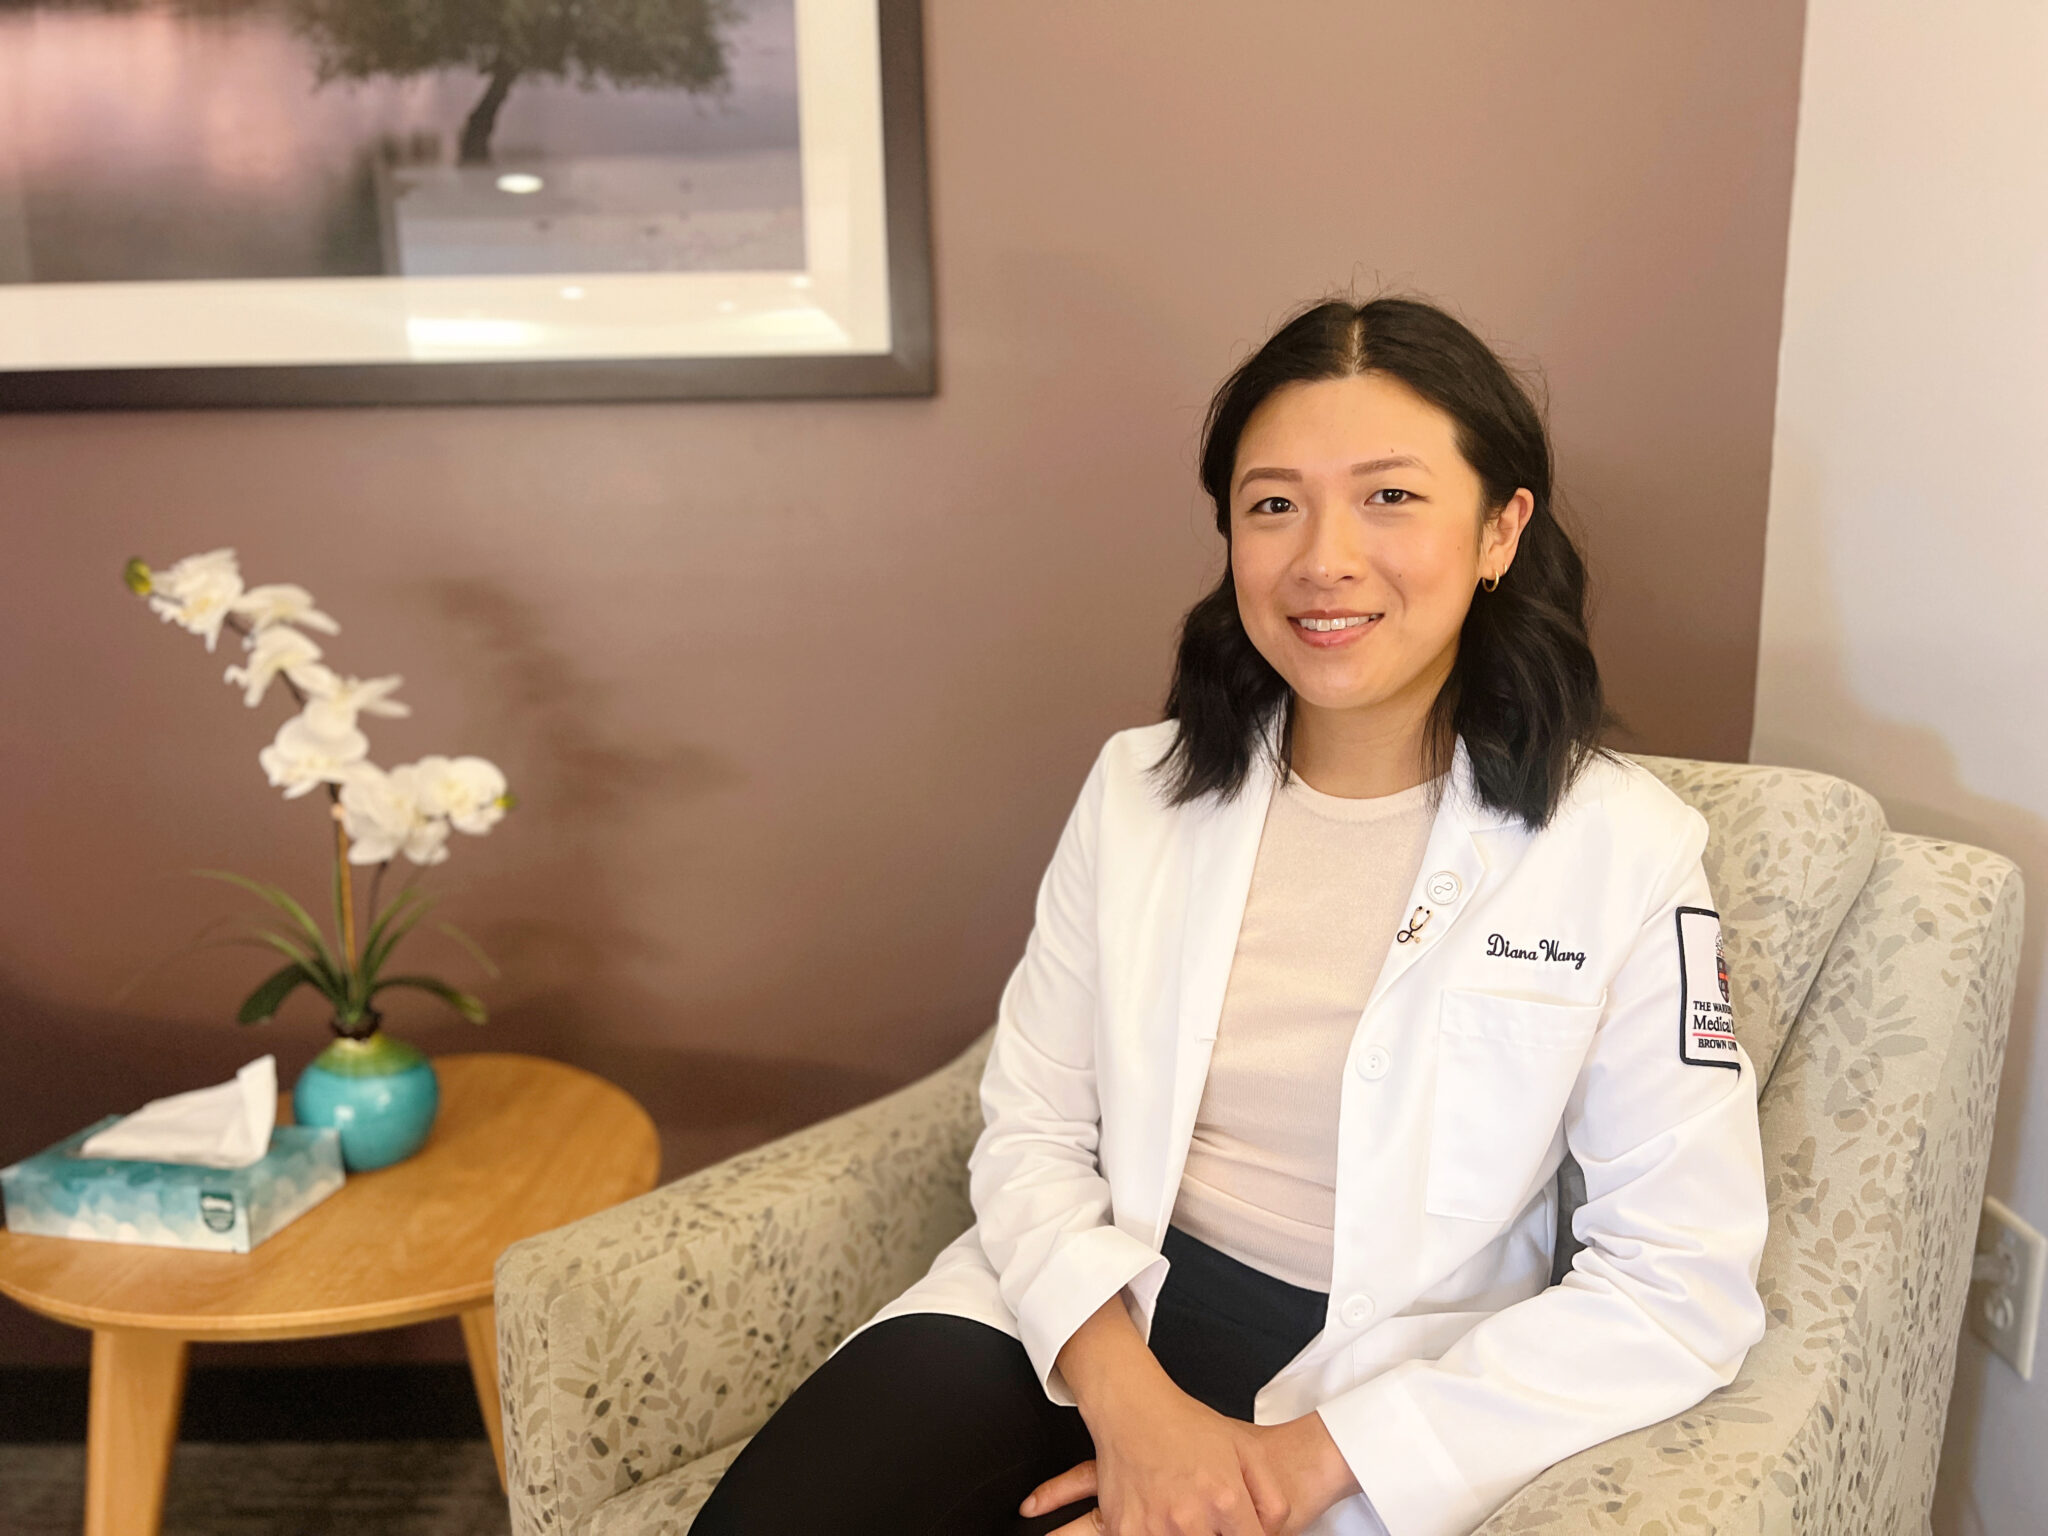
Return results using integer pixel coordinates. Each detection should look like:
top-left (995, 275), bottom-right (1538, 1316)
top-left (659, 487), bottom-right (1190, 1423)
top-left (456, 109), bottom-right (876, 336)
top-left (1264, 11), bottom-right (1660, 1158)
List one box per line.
top-left (1169, 769), bottom-right (1438, 1292)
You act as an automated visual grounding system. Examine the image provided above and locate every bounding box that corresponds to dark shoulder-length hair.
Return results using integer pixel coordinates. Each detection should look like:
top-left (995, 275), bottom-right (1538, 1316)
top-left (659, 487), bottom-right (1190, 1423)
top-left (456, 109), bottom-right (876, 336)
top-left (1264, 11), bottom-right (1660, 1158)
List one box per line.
top-left (1152, 296), bottom-right (1605, 829)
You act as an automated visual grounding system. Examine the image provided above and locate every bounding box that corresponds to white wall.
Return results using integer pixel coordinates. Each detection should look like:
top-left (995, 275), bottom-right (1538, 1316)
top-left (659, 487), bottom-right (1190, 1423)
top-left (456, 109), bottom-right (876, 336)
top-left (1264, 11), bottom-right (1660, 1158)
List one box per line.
top-left (1750, 4), bottom-right (2048, 1531)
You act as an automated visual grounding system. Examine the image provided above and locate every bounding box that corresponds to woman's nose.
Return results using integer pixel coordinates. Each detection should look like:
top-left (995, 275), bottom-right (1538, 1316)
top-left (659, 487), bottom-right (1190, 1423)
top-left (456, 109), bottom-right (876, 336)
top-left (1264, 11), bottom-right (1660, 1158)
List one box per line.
top-left (1299, 503), bottom-right (1367, 582)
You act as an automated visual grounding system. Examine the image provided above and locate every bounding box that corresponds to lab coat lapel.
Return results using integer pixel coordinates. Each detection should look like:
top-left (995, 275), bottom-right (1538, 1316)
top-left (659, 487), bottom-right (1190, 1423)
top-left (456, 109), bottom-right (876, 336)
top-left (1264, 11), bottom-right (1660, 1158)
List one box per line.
top-left (1151, 741), bottom-right (1281, 1244)
top-left (1175, 752), bottom-right (1281, 1045)
top-left (1360, 737), bottom-right (1513, 1013)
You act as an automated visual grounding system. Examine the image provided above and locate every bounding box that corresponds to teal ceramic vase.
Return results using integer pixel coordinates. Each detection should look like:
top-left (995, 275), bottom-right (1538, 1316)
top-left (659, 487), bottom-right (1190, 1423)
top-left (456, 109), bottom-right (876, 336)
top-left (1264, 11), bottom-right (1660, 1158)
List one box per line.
top-left (292, 1031), bottom-right (440, 1172)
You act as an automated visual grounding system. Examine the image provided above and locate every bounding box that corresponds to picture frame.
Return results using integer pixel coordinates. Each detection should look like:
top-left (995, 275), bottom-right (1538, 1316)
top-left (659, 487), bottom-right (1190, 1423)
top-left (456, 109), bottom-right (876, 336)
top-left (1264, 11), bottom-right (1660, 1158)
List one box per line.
top-left (0, 0), bottom-right (932, 410)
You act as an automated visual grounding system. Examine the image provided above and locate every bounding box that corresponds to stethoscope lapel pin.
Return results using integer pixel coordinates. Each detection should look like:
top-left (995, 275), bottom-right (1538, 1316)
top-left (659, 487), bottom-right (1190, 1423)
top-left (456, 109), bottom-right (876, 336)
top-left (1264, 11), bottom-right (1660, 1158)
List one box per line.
top-left (1395, 906), bottom-right (1432, 944)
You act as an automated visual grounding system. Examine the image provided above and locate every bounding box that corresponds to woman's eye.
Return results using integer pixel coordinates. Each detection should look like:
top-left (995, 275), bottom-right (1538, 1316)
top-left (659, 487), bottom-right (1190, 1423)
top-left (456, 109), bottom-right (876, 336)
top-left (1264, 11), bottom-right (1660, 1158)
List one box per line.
top-left (1367, 487), bottom-right (1412, 505)
top-left (1249, 496), bottom-right (1294, 516)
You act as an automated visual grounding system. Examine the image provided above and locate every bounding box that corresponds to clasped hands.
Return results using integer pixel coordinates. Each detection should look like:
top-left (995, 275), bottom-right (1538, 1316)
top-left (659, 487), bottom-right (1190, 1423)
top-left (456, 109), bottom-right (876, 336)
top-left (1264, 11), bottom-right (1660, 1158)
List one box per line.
top-left (1027, 1294), bottom-right (1359, 1536)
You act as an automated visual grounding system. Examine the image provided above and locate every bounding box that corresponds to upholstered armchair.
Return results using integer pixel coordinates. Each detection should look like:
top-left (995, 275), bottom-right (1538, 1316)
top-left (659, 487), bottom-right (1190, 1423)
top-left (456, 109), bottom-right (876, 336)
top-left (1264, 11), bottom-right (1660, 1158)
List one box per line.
top-left (493, 757), bottom-right (2023, 1536)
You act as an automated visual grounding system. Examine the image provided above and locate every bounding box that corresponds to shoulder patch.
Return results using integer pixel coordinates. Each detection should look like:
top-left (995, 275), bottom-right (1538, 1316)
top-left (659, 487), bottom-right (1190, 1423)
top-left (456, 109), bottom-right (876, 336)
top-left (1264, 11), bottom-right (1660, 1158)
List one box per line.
top-left (1676, 906), bottom-right (1740, 1072)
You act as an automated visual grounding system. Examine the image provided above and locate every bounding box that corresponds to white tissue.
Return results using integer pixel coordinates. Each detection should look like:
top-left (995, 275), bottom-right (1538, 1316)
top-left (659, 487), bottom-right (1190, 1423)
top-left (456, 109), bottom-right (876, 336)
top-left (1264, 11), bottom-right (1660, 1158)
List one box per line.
top-left (77, 1056), bottom-right (279, 1169)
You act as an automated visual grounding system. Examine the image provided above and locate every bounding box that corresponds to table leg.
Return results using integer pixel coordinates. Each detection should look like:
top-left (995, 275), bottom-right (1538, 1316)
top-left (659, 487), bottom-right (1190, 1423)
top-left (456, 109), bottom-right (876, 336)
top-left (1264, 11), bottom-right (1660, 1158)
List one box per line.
top-left (85, 1329), bottom-right (187, 1536)
top-left (459, 1302), bottom-right (508, 1491)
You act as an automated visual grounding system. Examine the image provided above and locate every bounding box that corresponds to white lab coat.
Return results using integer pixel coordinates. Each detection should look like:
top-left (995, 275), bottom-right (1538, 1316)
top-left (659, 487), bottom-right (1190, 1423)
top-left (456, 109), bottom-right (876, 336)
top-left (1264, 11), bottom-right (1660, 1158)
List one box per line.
top-left (836, 721), bottom-right (1769, 1536)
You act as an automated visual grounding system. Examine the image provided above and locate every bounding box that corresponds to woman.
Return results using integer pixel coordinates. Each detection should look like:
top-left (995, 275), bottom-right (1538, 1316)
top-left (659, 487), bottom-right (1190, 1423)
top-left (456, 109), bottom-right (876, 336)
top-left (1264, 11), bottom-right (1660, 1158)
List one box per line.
top-left (692, 297), bottom-right (1769, 1536)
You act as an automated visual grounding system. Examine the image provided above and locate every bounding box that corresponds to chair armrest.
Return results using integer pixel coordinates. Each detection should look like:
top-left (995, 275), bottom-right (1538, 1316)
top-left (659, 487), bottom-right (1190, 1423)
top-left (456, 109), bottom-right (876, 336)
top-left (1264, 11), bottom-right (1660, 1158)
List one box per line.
top-left (496, 1028), bottom-right (992, 1536)
top-left (1478, 834), bottom-right (2023, 1534)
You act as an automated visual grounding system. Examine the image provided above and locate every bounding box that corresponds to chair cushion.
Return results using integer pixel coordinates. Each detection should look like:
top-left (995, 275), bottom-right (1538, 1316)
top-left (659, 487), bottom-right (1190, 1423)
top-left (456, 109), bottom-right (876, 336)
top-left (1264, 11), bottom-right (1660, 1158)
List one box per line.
top-left (1628, 755), bottom-right (1886, 1082)
top-left (577, 1434), bottom-right (750, 1534)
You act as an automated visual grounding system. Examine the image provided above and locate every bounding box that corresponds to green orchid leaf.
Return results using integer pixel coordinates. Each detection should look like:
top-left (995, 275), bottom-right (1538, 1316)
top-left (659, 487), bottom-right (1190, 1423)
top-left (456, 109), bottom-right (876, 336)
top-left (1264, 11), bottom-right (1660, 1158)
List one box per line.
top-left (245, 928), bottom-right (345, 1001)
top-left (363, 884), bottom-right (430, 950)
top-left (194, 870), bottom-right (341, 979)
top-left (360, 886), bottom-right (433, 982)
top-left (370, 974), bottom-right (488, 1024)
top-left (247, 923), bottom-right (314, 962)
top-left (362, 902), bottom-right (435, 990)
top-left (238, 962), bottom-right (316, 1024)
top-left (435, 920), bottom-right (501, 980)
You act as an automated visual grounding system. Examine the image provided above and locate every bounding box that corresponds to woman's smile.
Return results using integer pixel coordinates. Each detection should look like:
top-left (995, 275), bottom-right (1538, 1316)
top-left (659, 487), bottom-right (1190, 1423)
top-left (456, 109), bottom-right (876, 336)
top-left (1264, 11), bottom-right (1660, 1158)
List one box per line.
top-left (1289, 609), bottom-right (1383, 647)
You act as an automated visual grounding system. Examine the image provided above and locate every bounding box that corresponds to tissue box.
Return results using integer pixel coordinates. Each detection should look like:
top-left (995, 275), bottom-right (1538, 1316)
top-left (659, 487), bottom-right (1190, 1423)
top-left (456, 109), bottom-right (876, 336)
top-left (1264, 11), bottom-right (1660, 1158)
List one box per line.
top-left (1, 1118), bottom-right (345, 1254)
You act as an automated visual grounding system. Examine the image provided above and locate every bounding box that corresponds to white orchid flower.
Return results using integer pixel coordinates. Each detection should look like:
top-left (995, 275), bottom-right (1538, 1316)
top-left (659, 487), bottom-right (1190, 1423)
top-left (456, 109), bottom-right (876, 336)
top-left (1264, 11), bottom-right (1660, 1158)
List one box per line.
top-left (338, 763), bottom-right (450, 866)
top-left (222, 625), bottom-right (325, 708)
top-left (411, 754), bottom-right (511, 834)
top-left (257, 709), bottom-right (369, 799)
top-left (146, 548), bottom-right (244, 653)
top-left (401, 815), bottom-right (452, 866)
top-left (232, 584), bottom-right (340, 636)
top-left (295, 666), bottom-right (410, 735)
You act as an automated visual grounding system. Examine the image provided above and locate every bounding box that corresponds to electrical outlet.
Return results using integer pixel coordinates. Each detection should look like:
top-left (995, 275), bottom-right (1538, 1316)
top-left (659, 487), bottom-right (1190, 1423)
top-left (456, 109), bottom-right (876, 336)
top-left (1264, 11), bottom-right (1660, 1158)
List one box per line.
top-left (1968, 1195), bottom-right (2046, 1380)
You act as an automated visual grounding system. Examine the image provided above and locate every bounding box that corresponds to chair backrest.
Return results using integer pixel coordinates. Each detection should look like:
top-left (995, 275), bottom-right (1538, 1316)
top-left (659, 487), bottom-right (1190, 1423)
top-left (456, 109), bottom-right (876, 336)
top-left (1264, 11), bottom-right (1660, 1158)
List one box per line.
top-left (1550, 756), bottom-right (1888, 1284)
top-left (1628, 755), bottom-right (1887, 1083)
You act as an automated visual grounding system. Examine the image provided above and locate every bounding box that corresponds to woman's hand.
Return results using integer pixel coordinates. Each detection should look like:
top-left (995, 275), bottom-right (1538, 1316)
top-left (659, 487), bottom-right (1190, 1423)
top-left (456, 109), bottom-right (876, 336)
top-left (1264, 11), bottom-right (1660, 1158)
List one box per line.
top-left (1036, 1294), bottom-right (1360, 1535)
top-left (1023, 1400), bottom-right (1350, 1535)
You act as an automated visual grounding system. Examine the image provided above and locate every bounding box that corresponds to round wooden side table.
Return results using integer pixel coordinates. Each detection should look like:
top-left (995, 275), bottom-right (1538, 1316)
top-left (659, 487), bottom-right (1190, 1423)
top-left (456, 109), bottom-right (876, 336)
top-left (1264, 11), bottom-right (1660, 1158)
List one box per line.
top-left (0, 1052), bottom-right (660, 1536)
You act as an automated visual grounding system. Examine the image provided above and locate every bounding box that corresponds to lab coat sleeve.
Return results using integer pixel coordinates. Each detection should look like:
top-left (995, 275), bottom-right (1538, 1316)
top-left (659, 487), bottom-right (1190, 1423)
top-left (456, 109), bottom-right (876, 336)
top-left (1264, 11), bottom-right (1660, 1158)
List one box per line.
top-left (966, 739), bottom-right (1170, 1407)
top-left (1315, 816), bottom-right (1771, 1536)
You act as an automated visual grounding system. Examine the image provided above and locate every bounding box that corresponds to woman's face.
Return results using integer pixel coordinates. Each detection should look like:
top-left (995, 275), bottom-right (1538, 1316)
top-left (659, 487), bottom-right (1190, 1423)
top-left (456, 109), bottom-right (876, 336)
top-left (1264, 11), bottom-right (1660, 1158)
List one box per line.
top-left (1229, 371), bottom-right (1531, 734)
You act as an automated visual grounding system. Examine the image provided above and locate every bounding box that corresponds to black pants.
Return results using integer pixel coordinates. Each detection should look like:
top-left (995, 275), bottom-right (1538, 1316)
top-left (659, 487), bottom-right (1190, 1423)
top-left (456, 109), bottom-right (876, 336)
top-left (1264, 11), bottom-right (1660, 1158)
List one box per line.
top-left (691, 1225), bottom-right (1329, 1535)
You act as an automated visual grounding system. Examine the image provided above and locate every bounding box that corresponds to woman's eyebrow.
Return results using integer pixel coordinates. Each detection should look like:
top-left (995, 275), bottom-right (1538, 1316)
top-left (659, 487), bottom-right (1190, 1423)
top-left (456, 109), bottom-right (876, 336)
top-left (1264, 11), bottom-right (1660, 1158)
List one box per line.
top-left (1234, 455), bottom-right (1427, 493)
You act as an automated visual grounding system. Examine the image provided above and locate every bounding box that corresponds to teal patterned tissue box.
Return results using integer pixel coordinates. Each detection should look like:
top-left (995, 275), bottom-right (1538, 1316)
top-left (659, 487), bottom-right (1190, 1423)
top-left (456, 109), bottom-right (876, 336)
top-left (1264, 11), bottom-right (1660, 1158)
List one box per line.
top-left (0, 1118), bottom-right (344, 1253)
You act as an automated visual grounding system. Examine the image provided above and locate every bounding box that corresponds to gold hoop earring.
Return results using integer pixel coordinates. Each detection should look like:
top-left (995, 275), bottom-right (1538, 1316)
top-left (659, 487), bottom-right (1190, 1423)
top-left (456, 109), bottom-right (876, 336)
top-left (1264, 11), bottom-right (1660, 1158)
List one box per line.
top-left (1481, 573), bottom-right (1501, 593)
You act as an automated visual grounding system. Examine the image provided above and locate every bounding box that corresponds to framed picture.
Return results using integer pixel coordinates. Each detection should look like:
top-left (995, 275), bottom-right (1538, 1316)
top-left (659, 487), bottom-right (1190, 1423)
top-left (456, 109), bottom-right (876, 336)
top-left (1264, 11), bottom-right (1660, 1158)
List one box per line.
top-left (0, 0), bottom-right (932, 409)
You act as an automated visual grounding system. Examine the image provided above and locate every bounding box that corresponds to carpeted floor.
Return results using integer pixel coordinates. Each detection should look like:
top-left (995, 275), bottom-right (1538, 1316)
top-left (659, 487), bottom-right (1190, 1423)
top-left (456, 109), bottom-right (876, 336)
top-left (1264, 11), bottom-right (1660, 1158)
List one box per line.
top-left (0, 1441), bottom-right (509, 1535)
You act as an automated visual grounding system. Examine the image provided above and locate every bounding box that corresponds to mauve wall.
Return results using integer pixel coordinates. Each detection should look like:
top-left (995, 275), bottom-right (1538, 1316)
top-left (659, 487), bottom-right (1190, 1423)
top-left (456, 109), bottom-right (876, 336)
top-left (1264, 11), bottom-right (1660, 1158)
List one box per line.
top-left (0, 1), bottom-right (1804, 1366)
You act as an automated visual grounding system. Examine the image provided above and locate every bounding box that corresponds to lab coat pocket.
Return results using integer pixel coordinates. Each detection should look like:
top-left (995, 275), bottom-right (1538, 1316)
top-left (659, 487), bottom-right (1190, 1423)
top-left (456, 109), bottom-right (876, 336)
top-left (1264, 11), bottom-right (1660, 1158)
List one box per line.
top-left (1425, 989), bottom-right (1603, 1223)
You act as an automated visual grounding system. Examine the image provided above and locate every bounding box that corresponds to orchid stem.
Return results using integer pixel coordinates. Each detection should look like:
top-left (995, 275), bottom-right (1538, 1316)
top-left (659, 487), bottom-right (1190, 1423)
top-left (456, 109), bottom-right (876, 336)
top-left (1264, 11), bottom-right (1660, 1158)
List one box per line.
top-left (334, 806), bottom-right (359, 971)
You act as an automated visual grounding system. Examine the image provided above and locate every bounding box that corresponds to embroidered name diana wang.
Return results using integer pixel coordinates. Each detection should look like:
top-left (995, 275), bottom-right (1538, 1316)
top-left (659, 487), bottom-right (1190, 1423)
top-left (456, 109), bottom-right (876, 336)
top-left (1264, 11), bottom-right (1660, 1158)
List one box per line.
top-left (1485, 933), bottom-right (1588, 970)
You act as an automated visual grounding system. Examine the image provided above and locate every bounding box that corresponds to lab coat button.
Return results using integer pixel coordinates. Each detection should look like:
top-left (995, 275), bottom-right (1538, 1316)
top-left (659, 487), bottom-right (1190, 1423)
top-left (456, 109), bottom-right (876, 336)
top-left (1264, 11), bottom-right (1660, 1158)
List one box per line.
top-left (1426, 870), bottom-right (1462, 904)
top-left (1340, 1293), bottom-right (1376, 1327)
top-left (1356, 1045), bottom-right (1392, 1080)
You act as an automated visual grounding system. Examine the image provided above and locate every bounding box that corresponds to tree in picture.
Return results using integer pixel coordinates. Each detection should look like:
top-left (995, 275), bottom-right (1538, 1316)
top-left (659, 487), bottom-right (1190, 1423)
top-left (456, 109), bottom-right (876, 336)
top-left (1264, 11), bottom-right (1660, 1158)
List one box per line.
top-left (288, 0), bottom-right (741, 164)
